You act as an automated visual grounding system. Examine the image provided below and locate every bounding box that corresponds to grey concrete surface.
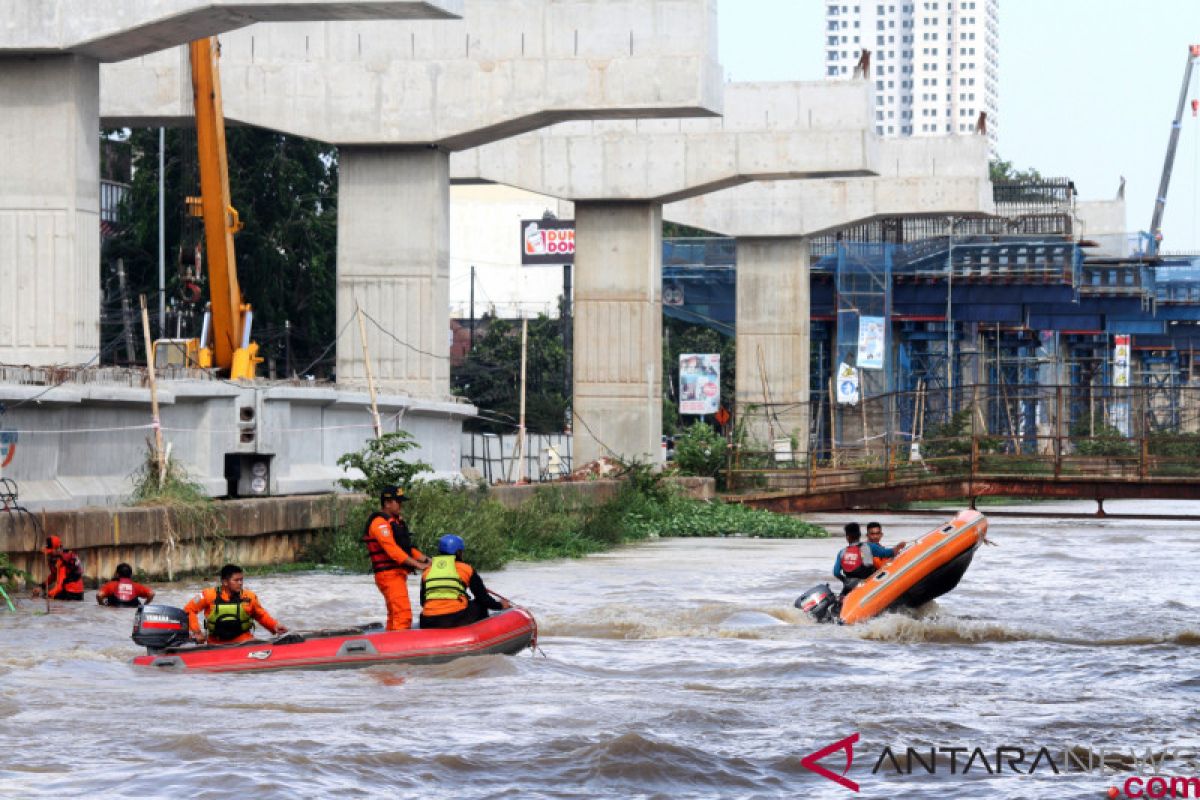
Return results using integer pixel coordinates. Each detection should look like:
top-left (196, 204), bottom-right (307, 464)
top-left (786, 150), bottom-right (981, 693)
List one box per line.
top-left (1, 0), bottom-right (461, 368)
top-left (0, 376), bottom-right (474, 511)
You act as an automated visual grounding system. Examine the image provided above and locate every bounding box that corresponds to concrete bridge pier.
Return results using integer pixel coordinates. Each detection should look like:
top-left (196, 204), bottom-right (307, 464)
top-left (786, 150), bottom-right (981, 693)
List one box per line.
top-left (734, 237), bottom-right (810, 454)
top-left (336, 146), bottom-right (451, 395)
top-left (0, 54), bottom-right (100, 365)
top-left (572, 202), bottom-right (663, 466)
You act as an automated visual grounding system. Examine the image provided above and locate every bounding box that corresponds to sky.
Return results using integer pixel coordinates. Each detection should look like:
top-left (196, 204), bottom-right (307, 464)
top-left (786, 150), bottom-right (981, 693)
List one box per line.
top-left (717, 0), bottom-right (1200, 252)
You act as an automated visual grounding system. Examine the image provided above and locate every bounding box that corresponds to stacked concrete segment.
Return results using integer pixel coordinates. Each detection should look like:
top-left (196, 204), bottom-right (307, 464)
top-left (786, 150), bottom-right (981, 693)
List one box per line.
top-left (0, 0), bottom-right (462, 369)
top-left (100, 0), bottom-right (724, 398)
top-left (451, 81), bottom-right (884, 464)
top-left (663, 135), bottom-right (995, 451)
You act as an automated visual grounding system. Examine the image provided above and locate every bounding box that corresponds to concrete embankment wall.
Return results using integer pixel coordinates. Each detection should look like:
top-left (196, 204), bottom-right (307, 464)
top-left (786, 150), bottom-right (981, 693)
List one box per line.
top-left (1, 479), bottom-right (715, 585)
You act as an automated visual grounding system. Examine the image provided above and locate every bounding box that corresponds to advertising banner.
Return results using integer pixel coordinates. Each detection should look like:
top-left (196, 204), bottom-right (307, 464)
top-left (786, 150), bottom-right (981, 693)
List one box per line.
top-left (521, 219), bottom-right (575, 265)
top-left (857, 316), bottom-right (886, 370)
top-left (1113, 334), bottom-right (1131, 388)
top-left (679, 354), bottom-right (720, 415)
top-left (835, 362), bottom-right (860, 405)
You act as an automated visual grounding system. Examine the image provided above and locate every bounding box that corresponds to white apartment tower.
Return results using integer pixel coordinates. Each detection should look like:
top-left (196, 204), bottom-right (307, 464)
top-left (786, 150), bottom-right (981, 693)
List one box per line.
top-left (823, 1), bottom-right (999, 153)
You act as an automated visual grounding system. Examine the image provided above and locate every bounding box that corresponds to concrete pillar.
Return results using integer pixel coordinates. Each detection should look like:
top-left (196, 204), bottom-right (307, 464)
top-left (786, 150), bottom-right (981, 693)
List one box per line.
top-left (336, 146), bottom-right (450, 395)
top-left (735, 237), bottom-right (810, 456)
top-left (572, 202), bottom-right (662, 466)
top-left (0, 55), bottom-right (100, 365)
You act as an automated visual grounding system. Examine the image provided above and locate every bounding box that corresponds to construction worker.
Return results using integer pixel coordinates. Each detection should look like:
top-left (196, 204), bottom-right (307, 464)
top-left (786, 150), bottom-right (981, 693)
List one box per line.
top-left (31, 535), bottom-right (85, 601)
top-left (419, 534), bottom-right (510, 630)
top-left (96, 563), bottom-right (156, 607)
top-left (362, 486), bottom-right (431, 631)
top-left (183, 564), bottom-right (288, 644)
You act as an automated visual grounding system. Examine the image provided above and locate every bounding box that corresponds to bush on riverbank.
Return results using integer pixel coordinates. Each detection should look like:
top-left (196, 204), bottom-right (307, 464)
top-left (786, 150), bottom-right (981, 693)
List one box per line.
top-left (304, 478), bottom-right (826, 573)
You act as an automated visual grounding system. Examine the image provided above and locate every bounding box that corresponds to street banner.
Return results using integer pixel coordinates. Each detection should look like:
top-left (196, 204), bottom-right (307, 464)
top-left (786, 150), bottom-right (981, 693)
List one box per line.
top-left (679, 354), bottom-right (720, 415)
top-left (857, 316), bottom-right (885, 370)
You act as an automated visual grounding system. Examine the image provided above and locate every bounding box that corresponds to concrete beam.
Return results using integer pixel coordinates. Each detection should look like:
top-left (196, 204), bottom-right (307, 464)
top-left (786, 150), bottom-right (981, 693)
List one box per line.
top-left (451, 81), bottom-right (878, 201)
top-left (662, 136), bottom-right (994, 237)
top-left (100, 0), bottom-right (723, 147)
top-left (3, 1), bottom-right (462, 61)
top-left (1075, 197), bottom-right (1129, 258)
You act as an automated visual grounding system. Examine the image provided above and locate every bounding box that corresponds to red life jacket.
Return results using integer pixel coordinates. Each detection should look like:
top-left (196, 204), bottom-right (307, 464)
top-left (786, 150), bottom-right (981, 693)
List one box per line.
top-left (61, 551), bottom-right (85, 593)
top-left (361, 512), bottom-right (412, 574)
top-left (115, 578), bottom-right (137, 604)
top-left (840, 542), bottom-right (875, 579)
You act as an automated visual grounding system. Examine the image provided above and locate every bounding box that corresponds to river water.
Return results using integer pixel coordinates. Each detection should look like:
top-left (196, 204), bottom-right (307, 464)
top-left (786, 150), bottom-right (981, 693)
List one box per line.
top-left (2, 500), bottom-right (1199, 799)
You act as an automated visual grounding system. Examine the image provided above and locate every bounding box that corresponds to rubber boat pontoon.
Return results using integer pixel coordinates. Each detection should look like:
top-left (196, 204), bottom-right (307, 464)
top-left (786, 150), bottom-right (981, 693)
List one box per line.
top-left (796, 509), bottom-right (988, 625)
top-left (130, 605), bottom-right (537, 673)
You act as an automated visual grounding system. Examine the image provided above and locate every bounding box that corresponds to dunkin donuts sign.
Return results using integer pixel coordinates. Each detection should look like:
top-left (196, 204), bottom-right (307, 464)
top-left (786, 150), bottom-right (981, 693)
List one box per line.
top-left (521, 219), bottom-right (575, 265)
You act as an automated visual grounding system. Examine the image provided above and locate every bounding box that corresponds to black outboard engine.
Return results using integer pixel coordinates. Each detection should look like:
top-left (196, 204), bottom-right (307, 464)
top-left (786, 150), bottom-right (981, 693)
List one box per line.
top-left (132, 605), bottom-right (192, 653)
top-left (795, 583), bottom-right (841, 624)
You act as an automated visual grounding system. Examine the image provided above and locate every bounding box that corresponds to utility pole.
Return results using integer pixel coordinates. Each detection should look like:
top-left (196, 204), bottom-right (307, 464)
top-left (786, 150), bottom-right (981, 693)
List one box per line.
top-left (139, 295), bottom-right (166, 484)
top-left (946, 216), bottom-right (955, 416)
top-left (158, 128), bottom-right (166, 337)
top-left (516, 316), bottom-right (529, 483)
top-left (116, 259), bottom-right (137, 365)
top-left (469, 265), bottom-right (476, 352)
top-left (284, 319), bottom-right (292, 378)
top-left (562, 262), bottom-right (572, 399)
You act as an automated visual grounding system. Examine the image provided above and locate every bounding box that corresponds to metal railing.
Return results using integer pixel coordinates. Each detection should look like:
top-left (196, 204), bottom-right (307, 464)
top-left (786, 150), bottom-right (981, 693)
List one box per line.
top-left (726, 383), bottom-right (1200, 493)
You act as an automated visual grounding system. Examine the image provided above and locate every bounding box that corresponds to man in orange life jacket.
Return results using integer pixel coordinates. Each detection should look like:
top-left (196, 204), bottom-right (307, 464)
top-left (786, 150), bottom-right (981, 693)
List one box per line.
top-left (363, 486), bottom-right (431, 631)
top-left (32, 535), bottom-right (85, 601)
top-left (184, 564), bottom-right (288, 644)
top-left (833, 522), bottom-right (900, 595)
top-left (96, 563), bottom-right (156, 607)
top-left (419, 534), bottom-right (509, 629)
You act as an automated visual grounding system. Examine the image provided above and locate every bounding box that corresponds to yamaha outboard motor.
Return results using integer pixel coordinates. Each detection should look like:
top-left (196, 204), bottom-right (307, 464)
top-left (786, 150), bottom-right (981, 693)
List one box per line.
top-left (132, 605), bottom-right (191, 653)
top-left (795, 584), bottom-right (841, 624)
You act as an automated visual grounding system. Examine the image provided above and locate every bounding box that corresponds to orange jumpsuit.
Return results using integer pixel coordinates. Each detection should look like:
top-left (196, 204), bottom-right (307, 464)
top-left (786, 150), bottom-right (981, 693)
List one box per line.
top-left (183, 587), bottom-right (281, 644)
top-left (363, 513), bottom-right (425, 631)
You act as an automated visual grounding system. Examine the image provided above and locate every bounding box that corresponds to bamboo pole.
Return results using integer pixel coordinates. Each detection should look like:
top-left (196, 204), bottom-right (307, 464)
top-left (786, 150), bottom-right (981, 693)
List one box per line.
top-left (516, 316), bottom-right (528, 484)
top-left (139, 295), bottom-right (166, 484)
top-left (828, 377), bottom-right (838, 468)
top-left (355, 303), bottom-right (383, 439)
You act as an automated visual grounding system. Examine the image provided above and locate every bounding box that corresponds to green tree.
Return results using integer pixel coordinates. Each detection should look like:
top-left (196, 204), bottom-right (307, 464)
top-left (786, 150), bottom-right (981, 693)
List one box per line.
top-left (989, 157), bottom-right (1043, 184)
top-left (104, 127), bottom-right (338, 375)
top-left (672, 421), bottom-right (727, 478)
top-left (336, 431), bottom-right (432, 496)
top-left (452, 315), bottom-right (568, 434)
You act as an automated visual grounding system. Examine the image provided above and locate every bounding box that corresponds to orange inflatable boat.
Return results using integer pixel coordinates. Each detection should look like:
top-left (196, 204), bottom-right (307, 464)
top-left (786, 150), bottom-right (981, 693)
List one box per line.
top-left (796, 509), bottom-right (988, 625)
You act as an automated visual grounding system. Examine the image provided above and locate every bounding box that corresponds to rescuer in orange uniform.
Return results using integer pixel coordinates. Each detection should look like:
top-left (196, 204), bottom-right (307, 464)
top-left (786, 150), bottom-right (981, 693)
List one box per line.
top-left (363, 486), bottom-right (431, 631)
top-left (96, 562), bottom-right (156, 607)
top-left (184, 563), bottom-right (289, 644)
top-left (32, 535), bottom-right (85, 601)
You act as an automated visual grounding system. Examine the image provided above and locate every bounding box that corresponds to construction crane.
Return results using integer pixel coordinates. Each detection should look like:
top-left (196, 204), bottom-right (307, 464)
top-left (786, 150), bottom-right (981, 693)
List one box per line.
top-left (1148, 44), bottom-right (1200, 256)
top-left (155, 36), bottom-right (260, 379)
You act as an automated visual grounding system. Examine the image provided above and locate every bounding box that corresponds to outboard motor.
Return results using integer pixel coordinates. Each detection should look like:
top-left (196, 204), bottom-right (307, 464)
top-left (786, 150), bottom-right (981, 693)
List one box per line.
top-left (132, 605), bottom-right (192, 653)
top-left (794, 583), bottom-right (841, 624)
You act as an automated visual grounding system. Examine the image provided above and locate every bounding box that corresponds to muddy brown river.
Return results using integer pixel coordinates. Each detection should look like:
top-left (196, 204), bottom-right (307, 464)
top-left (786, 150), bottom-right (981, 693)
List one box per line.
top-left (2, 500), bottom-right (1199, 798)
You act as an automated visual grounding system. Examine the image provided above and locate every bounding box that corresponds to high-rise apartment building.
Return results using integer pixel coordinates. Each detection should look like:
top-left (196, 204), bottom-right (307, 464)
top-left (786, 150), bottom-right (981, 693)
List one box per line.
top-left (823, 1), bottom-right (998, 152)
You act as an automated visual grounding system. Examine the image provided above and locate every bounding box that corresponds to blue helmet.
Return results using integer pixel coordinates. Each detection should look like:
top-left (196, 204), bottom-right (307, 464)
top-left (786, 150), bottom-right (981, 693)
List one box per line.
top-left (437, 534), bottom-right (465, 556)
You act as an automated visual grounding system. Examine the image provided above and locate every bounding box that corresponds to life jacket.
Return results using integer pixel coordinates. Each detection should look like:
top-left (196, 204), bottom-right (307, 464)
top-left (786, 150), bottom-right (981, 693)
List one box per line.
top-left (60, 550), bottom-right (85, 593)
top-left (110, 578), bottom-right (141, 607)
top-left (361, 512), bottom-right (412, 573)
top-left (423, 555), bottom-right (468, 602)
top-left (839, 542), bottom-right (876, 580)
top-left (205, 590), bottom-right (253, 640)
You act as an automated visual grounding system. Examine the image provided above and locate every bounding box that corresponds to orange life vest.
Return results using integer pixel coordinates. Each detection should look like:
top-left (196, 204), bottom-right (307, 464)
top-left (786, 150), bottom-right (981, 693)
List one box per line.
top-left (361, 512), bottom-right (412, 573)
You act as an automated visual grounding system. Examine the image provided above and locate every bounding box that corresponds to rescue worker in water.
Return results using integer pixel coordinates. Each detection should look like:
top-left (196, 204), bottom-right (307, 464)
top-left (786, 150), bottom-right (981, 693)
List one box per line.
top-left (31, 535), bottom-right (85, 601)
top-left (833, 522), bottom-right (902, 595)
top-left (96, 563), bottom-right (155, 607)
top-left (184, 564), bottom-right (289, 644)
top-left (419, 534), bottom-right (509, 629)
top-left (363, 486), bottom-right (431, 631)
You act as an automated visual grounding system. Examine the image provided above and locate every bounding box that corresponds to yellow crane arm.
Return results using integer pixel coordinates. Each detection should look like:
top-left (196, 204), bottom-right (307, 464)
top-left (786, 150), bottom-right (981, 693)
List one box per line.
top-left (188, 36), bottom-right (258, 379)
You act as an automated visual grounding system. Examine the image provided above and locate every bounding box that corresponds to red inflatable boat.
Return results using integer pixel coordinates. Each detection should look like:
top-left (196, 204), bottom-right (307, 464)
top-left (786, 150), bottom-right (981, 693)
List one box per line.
top-left (130, 606), bottom-right (537, 673)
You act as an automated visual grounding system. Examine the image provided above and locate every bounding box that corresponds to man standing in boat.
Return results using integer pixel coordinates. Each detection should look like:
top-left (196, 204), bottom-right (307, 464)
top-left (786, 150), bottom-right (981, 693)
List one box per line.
top-left (833, 522), bottom-right (901, 594)
top-left (419, 534), bottom-right (509, 629)
top-left (866, 521), bottom-right (906, 555)
top-left (184, 564), bottom-right (289, 644)
top-left (363, 486), bottom-right (431, 631)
